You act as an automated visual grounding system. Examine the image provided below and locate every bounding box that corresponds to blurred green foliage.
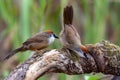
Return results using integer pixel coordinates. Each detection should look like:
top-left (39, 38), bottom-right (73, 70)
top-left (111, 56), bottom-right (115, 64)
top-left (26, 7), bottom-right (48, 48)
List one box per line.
top-left (84, 0), bottom-right (109, 43)
top-left (0, 0), bottom-right (120, 80)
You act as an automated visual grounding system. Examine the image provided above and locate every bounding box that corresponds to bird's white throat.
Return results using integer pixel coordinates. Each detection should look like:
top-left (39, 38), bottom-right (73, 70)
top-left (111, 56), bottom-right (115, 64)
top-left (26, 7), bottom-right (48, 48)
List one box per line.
top-left (48, 35), bottom-right (55, 45)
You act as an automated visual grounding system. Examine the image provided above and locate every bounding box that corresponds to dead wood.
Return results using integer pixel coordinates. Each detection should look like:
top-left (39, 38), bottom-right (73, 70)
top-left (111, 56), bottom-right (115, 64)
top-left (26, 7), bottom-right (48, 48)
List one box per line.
top-left (4, 41), bottom-right (120, 80)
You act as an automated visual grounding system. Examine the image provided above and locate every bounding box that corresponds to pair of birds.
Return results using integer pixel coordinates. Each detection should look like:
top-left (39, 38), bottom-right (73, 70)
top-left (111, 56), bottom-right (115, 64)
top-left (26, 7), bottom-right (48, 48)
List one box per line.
top-left (0, 6), bottom-right (88, 61)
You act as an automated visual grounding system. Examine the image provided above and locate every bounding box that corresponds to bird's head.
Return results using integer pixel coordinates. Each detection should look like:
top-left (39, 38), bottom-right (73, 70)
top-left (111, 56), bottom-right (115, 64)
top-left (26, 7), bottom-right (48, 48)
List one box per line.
top-left (46, 30), bottom-right (59, 39)
top-left (45, 30), bottom-right (59, 45)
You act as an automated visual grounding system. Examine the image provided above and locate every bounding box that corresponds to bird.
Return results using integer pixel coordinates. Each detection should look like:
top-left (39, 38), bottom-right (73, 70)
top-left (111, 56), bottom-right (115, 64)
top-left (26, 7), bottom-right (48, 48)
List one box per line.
top-left (0, 30), bottom-right (59, 61)
top-left (60, 5), bottom-right (88, 59)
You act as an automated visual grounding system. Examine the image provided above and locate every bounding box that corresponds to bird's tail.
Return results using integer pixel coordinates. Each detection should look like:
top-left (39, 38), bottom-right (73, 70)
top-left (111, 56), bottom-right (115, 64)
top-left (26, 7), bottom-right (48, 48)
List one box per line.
top-left (0, 46), bottom-right (26, 62)
top-left (63, 6), bottom-right (73, 25)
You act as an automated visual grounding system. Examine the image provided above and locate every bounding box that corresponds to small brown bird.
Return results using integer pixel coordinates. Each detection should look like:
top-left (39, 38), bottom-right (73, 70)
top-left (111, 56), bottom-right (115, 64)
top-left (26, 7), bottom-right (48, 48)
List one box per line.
top-left (0, 30), bottom-right (59, 61)
top-left (60, 6), bottom-right (88, 58)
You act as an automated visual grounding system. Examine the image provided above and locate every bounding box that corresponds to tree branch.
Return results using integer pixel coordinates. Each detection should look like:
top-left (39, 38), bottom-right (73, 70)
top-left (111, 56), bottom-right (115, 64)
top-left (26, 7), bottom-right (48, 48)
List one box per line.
top-left (5, 41), bottom-right (120, 80)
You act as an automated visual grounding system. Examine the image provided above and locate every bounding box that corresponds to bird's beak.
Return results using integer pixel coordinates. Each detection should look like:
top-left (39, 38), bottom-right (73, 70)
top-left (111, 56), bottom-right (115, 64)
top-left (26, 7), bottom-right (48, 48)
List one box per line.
top-left (53, 34), bottom-right (59, 39)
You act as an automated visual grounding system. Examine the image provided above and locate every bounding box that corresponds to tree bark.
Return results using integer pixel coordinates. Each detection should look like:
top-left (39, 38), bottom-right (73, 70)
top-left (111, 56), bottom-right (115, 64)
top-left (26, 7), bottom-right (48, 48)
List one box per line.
top-left (4, 41), bottom-right (120, 80)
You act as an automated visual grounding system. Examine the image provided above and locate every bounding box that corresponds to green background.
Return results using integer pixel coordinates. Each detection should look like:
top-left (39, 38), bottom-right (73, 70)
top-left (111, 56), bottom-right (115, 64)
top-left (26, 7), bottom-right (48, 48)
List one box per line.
top-left (0, 0), bottom-right (119, 80)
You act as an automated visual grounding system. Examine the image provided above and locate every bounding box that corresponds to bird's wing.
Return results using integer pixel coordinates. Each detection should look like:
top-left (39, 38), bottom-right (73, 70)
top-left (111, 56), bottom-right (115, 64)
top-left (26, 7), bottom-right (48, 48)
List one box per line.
top-left (23, 34), bottom-right (48, 45)
top-left (23, 34), bottom-right (48, 50)
top-left (64, 25), bottom-right (81, 45)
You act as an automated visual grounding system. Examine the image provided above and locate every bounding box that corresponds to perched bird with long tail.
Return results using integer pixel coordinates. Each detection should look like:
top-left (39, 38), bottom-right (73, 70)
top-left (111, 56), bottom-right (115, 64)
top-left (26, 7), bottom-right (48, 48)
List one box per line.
top-left (60, 5), bottom-right (88, 58)
top-left (0, 30), bottom-right (59, 61)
